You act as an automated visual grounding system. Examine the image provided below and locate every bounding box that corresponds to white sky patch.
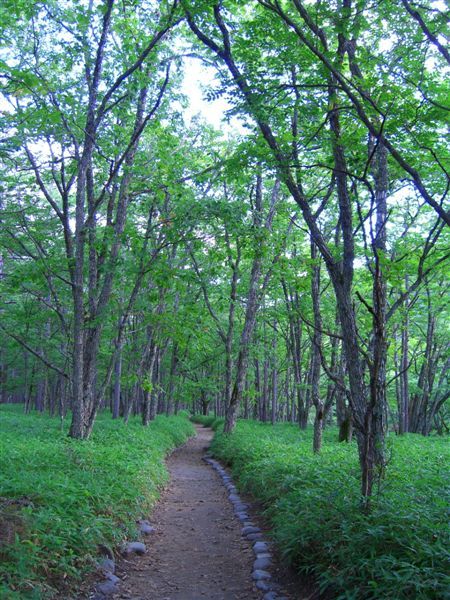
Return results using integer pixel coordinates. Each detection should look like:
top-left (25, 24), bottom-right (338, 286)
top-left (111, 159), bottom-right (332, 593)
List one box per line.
top-left (180, 57), bottom-right (248, 137)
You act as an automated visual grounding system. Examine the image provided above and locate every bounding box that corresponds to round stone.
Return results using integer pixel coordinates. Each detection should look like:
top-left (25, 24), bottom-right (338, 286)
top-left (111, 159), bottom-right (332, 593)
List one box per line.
top-left (97, 557), bottom-right (115, 574)
top-left (253, 541), bottom-right (270, 554)
top-left (123, 541), bottom-right (146, 555)
top-left (247, 532), bottom-right (263, 541)
top-left (256, 552), bottom-right (272, 560)
top-left (236, 512), bottom-right (250, 521)
top-left (104, 572), bottom-right (120, 584)
top-left (139, 521), bottom-right (155, 535)
top-left (256, 580), bottom-right (271, 592)
top-left (242, 525), bottom-right (260, 535)
top-left (254, 556), bottom-right (271, 570)
top-left (96, 580), bottom-right (117, 596)
top-left (252, 569), bottom-right (272, 581)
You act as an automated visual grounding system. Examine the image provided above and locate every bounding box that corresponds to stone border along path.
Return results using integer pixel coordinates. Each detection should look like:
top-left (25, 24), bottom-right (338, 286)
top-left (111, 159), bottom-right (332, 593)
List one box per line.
top-left (203, 455), bottom-right (289, 600)
top-left (88, 425), bottom-right (292, 600)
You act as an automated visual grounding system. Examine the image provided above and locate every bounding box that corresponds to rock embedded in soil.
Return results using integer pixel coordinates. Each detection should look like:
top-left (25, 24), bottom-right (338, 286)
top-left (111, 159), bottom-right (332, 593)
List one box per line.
top-left (97, 557), bottom-right (115, 574)
top-left (138, 520), bottom-right (155, 535)
top-left (96, 579), bottom-right (118, 596)
top-left (253, 541), bottom-right (269, 554)
top-left (254, 556), bottom-right (272, 570)
top-left (256, 580), bottom-right (272, 592)
top-left (242, 525), bottom-right (260, 535)
top-left (246, 532), bottom-right (263, 541)
top-left (252, 569), bottom-right (272, 581)
top-left (104, 572), bottom-right (121, 584)
top-left (263, 593), bottom-right (280, 600)
top-left (236, 512), bottom-right (250, 521)
top-left (123, 541), bottom-right (146, 556)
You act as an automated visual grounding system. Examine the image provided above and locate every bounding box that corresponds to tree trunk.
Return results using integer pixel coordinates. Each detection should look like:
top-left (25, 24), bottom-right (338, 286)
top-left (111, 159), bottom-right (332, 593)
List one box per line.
top-left (310, 241), bottom-right (323, 453)
top-left (112, 339), bottom-right (122, 420)
top-left (398, 280), bottom-right (409, 433)
top-left (166, 342), bottom-right (179, 416)
top-left (142, 344), bottom-right (157, 426)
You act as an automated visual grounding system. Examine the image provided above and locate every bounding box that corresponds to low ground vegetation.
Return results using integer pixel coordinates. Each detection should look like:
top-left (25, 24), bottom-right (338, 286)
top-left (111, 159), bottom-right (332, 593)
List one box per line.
top-left (210, 420), bottom-right (449, 600)
top-left (0, 406), bottom-right (194, 599)
top-left (190, 415), bottom-right (224, 428)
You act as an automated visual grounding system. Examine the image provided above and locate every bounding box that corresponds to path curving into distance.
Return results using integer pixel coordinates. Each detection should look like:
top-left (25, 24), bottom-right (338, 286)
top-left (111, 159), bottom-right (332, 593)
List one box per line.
top-left (112, 425), bottom-right (292, 600)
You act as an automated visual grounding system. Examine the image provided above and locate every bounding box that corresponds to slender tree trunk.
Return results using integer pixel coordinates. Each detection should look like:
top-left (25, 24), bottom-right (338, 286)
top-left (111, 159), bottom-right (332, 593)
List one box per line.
top-left (271, 367), bottom-right (278, 425)
top-left (398, 278), bottom-right (410, 433)
top-left (112, 340), bottom-right (122, 420)
top-left (142, 344), bottom-right (157, 426)
top-left (310, 242), bottom-right (323, 453)
top-left (166, 342), bottom-right (179, 416)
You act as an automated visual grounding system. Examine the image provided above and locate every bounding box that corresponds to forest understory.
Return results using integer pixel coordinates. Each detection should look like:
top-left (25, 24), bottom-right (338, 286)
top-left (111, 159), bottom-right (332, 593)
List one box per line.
top-left (0, 1), bottom-right (449, 599)
top-left (1, 408), bottom-right (449, 599)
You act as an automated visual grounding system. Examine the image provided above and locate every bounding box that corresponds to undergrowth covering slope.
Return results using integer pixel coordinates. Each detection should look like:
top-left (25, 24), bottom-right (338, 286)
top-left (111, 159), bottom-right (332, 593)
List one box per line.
top-left (0, 405), bottom-right (194, 599)
top-left (210, 420), bottom-right (449, 600)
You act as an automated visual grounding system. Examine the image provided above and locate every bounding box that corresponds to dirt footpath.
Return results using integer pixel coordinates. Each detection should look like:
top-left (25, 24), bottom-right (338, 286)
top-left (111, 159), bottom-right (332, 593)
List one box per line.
top-left (115, 426), bottom-right (260, 600)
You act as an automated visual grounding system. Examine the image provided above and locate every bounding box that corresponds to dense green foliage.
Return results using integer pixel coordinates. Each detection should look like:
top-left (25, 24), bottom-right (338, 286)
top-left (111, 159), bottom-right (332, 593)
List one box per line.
top-left (0, 406), bottom-right (194, 599)
top-left (210, 421), bottom-right (450, 599)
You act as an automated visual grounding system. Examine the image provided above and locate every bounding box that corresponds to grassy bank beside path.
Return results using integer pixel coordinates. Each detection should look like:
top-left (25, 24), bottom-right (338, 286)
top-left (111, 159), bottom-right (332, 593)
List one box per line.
top-left (208, 419), bottom-right (449, 600)
top-left (0, 405), bottom-right (194, 599)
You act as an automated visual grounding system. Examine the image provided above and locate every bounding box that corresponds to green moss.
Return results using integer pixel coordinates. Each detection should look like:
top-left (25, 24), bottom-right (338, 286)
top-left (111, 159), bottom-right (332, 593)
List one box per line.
top-left (0, 405), bottom-right (194, 598)
top-left (210, 420), bottom-right (450, 600)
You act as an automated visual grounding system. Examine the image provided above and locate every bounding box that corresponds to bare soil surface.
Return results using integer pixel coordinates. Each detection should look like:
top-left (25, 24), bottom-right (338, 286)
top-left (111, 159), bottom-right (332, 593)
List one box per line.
top-left (114, 426), bottom-right (261, 600)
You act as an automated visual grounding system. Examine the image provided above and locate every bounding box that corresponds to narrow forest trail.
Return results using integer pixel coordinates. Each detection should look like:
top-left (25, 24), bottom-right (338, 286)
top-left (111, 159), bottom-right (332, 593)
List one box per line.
top-left (113, 426), bottom-right (265, 599)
